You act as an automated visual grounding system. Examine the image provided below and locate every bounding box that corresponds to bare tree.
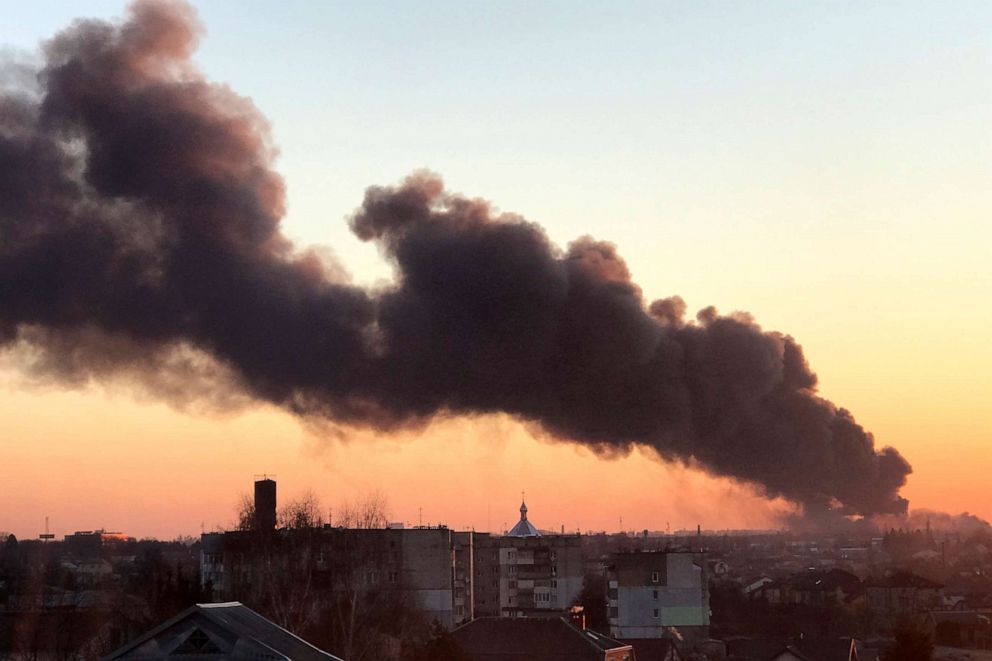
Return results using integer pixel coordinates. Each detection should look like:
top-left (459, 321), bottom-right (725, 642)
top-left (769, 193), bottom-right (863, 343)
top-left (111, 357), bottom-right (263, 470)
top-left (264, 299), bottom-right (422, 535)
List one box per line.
top-left (279, 490), bottom-right (325, 530)
top-left (235, 492), bottom-right (255, 531)
top-left (335, 490), bottom-right (390, 529)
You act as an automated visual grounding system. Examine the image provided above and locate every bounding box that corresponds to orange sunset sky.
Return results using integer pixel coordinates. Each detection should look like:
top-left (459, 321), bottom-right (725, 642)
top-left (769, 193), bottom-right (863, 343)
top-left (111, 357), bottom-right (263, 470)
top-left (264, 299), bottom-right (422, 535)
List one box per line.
top-left (1, 1), bottom-right (990, 540)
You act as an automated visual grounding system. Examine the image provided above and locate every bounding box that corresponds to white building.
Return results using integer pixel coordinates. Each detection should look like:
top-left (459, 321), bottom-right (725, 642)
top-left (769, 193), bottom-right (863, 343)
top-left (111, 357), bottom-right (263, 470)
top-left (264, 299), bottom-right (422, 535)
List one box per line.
top-left (608, 551), bottom-right (709, 640)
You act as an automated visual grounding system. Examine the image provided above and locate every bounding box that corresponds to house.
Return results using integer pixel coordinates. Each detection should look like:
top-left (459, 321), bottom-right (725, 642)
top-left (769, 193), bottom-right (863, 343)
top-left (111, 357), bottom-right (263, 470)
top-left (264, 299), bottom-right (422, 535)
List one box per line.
top-left (101, 602), bottom-right (343, 660)
top-left (620, 638), bottom-right (683, 661)
top-left (743, 577), bottom-right (774, 597)
top-left (788, 569), bottom-right (862, 606)
top-left (727, 636), bottom-right (863, 661)
top-left (925, 610), bottom-right (992, 649)
top-left (452, 616), bottom-right (635, 661)
top-left (864, 571), bottom-right (943, 619)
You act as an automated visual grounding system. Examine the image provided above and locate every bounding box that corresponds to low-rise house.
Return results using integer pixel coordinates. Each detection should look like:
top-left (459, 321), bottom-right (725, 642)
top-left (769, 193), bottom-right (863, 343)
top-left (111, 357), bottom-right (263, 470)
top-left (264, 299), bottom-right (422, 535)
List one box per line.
top-left (620, 638), bottom-right (683, 661)
top-left (727, 636), bottom-right (863, 661)
top-left (75, 559), bottom-right (114, 586)
top-left (452, 616), bottom-right (635, 661)
top-left (102, 601), bottom-right (342, 660)
top-left (864, 571), bottom-right (943, 619)
top-left (925, 610), bottom-right (992, 649)
top-left (788, 569), bottom-right (862, 607)
top-left (743, 577), bottom-right (774, 597)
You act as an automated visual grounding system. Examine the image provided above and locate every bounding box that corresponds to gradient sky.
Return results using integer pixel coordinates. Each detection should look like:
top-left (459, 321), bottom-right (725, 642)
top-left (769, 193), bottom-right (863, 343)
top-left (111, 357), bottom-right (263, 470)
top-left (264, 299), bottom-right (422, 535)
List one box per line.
top-left (1, 1), bottom-right (989, 540)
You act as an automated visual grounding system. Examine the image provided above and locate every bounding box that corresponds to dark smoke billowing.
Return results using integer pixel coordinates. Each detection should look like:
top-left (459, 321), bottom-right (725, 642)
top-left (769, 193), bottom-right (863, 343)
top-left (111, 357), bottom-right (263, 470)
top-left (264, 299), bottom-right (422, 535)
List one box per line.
top-left (0, 0), bottom-right (912, 518)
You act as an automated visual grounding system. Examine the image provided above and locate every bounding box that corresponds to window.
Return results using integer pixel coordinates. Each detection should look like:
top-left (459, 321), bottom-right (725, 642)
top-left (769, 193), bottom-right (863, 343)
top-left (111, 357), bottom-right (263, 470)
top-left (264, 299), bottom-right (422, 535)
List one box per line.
top-left (653, 608), bottom-right (659, 618)
top-left (389, 571), bottom-right (398, 583)
top-left (651, 571), bottom-right (660, 583)
top-left (508, 551), bottom-right (517, 560)
top-left (653, 589), bottom-right (658, 599)
top-left (508, 565), bottom-right (517, 575)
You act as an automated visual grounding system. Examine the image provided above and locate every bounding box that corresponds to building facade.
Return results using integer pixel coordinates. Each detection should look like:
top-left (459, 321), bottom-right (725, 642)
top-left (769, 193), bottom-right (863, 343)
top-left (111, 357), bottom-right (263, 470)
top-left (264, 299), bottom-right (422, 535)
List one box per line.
top-left (488, 500), bottom-right (584, 618)
top-left (607, 551), bottom-right (709, 640)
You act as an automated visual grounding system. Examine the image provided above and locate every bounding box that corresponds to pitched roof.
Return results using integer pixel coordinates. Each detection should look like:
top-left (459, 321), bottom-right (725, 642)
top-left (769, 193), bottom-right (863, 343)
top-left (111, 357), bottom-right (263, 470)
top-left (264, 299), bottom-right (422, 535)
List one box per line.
top-left (727, 637), bottom-right (857, 661)
top-left (102, 602), bottom-right (342, 660)
top-left (452, 617), bottom-right (632, 661)
top-left (926, 610), bottom-right (991, 625)
top-left (621, 637), bottom-right (683, 660)
top-left (790, 569), bottom-right (862, 592)
top-left (865, 570), bottom-right (943, 589)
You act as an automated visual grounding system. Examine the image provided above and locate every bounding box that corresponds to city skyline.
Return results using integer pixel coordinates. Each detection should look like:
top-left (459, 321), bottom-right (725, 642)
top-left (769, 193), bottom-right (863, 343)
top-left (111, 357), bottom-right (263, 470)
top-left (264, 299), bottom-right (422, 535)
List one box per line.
top-left (1, 0), bottom-right (990, 541)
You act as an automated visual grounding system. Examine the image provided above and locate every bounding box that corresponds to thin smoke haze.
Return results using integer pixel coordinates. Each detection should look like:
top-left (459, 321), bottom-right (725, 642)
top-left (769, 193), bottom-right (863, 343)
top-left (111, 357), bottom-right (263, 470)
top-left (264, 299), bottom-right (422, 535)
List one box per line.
top-left (1, 0), bottom-right (914, 522)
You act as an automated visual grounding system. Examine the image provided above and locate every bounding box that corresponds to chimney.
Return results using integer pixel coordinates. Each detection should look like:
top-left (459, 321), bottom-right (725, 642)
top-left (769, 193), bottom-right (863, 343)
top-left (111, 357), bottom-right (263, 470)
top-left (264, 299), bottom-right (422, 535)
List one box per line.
top-left (569, 606), bottom-right (586, 630)
top-left (254, 478), bottom-right (277, 532)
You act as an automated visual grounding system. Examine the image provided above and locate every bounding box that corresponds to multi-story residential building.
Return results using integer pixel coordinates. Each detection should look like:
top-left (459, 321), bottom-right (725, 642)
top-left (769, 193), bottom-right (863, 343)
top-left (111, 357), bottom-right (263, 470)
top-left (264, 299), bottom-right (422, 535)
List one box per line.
top-left (200, 479), bottom-right (458, 628)
top-left (495, 499), bottom-right (584, 618)
top-left (202, 485), bottom-right (587, 629)
top-left (473, 533), bottom-right (501, 618)
top-left (607, 551), bottom-right (709, 641)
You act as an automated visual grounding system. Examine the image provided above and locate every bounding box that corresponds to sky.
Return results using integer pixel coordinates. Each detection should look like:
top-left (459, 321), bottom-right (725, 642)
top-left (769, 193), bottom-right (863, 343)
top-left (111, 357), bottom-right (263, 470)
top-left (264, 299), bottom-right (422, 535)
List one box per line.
top-left (0, 1), bottom-right (989, 540)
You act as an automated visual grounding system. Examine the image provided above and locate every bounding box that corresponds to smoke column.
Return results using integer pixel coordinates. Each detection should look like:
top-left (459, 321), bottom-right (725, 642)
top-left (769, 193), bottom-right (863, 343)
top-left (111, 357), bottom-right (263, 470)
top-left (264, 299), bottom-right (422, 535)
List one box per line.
top-left (0, 0), bottom-right (911, 519)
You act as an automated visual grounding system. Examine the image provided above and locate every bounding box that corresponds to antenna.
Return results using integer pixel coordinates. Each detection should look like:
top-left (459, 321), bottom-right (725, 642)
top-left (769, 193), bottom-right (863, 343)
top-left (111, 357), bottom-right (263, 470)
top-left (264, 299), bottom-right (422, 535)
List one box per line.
top-left (254, 473), bottom-right (276, 481)
top-left (39, 516), bottom-right (54, 542)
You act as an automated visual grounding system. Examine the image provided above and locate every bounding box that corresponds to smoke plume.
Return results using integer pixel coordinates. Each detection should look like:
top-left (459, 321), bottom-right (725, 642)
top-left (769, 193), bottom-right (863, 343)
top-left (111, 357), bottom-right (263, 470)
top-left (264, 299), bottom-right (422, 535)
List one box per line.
top-left (0, 0), bottom-right (911, 518)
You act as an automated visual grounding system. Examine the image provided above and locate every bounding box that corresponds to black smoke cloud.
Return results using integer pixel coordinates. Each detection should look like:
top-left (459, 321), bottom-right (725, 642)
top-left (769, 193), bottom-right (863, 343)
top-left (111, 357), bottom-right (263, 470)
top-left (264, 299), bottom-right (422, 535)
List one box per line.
top-left (0, 0), bottom-right (911, 518)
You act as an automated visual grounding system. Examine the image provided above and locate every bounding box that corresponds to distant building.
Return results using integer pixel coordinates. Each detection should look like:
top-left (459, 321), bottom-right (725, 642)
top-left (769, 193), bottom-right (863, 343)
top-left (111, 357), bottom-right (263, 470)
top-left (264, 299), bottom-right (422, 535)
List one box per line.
top-left (452, 616), bottom-right (636, 661)
top-left (254, 478), bottom-right (277, 532)
top-left (490, 498), bottom-right (584, 618)
top-left (200, 532), bottom-right (225, 593)
top-left (74, 559), bottom-right (114, 586)
top-left (865, 571), bottom-right (943, 619)
top-left (925, 610), bottom-right (992, 650)
top-left (607, 551), bottom-right (709, 641)
top-left (102, 601), bottom-right (342, 660)
top-left (761, 568), bottom-right (862, 607)
top-left (202, 479), bottom-right (458, 628)
top-left (63, 530), bottom-right (132, 557)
